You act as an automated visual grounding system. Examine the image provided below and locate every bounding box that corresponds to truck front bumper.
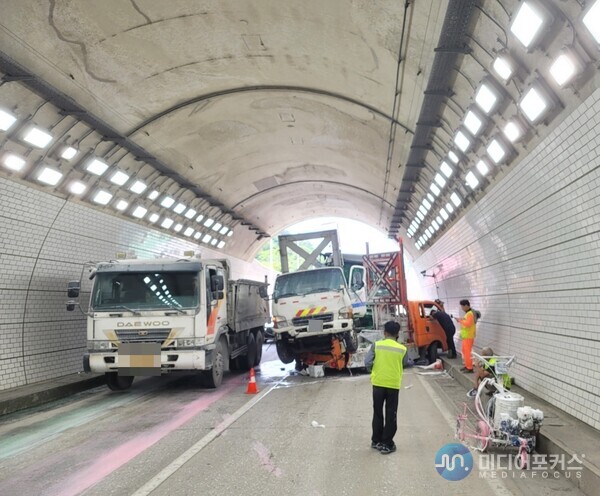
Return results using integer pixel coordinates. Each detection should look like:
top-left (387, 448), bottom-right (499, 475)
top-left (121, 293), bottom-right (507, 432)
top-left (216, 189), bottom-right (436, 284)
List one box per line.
top-left (273, 318), bottom-right (352, 339)
top-left (84, 349), bottom-right (210, 374)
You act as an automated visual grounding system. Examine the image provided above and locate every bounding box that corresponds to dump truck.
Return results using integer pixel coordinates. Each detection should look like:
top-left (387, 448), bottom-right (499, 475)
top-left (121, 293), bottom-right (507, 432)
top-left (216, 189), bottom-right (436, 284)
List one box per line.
top-left (67, 257), bottom-right (269, 390)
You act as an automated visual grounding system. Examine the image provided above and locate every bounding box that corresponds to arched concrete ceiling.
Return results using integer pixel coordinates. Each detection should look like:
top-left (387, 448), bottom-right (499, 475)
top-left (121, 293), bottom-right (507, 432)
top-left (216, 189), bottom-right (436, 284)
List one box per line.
top-left (3, 1), bottom-right (597, 261)
top-left (0, 0), bottom-right (445, 259)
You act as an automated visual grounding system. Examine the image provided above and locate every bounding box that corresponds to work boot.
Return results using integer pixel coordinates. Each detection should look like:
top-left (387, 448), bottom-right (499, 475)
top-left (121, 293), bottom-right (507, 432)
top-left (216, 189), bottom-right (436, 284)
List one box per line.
top-left (380, 444), bottom-right (396, 455)
top-left (371, 442), bottom-right (383, 450)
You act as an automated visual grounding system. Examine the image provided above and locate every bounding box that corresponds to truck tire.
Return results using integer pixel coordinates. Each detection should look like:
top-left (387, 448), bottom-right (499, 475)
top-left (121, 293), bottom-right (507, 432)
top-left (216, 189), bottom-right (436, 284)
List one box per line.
top-left (203, 337), bottom-right (227, 388)
top-left (106, 373), bottom-right (134, 391)
top-left (276, 340), bottom-right (295, 364)
top-left (238, 333), bottom-right (256, 371)
top-left (254, 330), bottom-right (264, 366)
top-left (427, 341), bottom-right (439, 364)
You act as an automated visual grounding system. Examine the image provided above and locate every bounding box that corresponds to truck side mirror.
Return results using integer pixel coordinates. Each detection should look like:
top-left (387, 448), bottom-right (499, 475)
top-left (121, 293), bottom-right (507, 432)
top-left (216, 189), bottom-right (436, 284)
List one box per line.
top-left (67, 281), bottom-right (80, 298)
top-left (211, 275), bottom-right (224, 292)
top-left (216, 290), bottom-right (224, 300)
top-left (258, 286), bottom-right (268, 299)
top-left (66, 300), bottom-right (76, 312)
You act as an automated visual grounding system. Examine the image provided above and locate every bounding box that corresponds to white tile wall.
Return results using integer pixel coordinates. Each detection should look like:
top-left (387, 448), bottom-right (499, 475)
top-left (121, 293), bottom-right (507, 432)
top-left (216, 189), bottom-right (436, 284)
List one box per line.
top-left (414, 88), bottom-right (600, 430)
top-left (0, 178), bottom-right (274, 391)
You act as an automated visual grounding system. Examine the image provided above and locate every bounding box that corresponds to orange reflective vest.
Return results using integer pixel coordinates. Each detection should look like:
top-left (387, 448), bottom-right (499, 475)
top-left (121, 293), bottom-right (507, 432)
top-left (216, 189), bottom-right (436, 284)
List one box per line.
top-left (457, 309), bottom-right (476, 340)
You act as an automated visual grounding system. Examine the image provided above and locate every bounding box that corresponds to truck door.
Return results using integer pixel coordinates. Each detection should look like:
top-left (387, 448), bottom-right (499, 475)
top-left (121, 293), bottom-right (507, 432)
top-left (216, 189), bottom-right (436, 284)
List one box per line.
top-left (205, 265), bottom-right (227, 340)
top-left (348, 265), bottom-right (367, 317)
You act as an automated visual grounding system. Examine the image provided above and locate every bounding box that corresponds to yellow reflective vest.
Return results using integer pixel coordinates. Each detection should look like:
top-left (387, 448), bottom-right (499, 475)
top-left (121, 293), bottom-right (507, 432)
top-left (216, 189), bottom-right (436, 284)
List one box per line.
top-left (458, 309), bottom-right (476, 340)
top-left (371, 338), bottom-right (407, 389)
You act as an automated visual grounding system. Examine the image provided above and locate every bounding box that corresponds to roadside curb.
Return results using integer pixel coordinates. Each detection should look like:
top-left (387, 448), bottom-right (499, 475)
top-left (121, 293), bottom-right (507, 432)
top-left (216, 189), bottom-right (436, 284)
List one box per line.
top-left (441, 357), bottom-right (600, 496)
top-left (0, 374), bottom-right (105, 416)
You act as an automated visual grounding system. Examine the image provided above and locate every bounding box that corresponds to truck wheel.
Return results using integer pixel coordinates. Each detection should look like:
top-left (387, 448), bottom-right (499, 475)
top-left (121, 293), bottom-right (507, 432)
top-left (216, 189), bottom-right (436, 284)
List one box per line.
top-left (254, 330), bottom-right (264, 366)
top-left (203, 337), bottom-right (227, 388)
top-left (427, 341), bottom-right (439, 364)
top-left (238, 333), bottom-right (257, 371)
top-left (276, 340), bottom-right (295, 364)
top-left (106, 373), bottom-right (134, 391)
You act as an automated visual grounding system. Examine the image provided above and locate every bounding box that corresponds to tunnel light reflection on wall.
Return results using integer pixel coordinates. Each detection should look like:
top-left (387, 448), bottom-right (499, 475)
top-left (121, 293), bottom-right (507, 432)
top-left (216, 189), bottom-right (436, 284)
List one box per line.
top-left (87, 158), bottom-right (109, 176)
top-left (69, 181), bottom-right (87, 195)
top-left (493, 57), bottom-right (513, 81)
top-left (465, 171), bottom-right (480, 189)
top-left (519, 87), bottom-right (549, 122)
top-left (583, 0), bottom-right (600, 43)
top-left (132, 206), bottom-right (147, 219)
top-left (454, 131), bottom-right (471, 152)
top-left (3, 153), bottom-right (26, 171)
top-left (23, 127), bottom-right (53, 148)
top-left (510, 1), bottom-right (545, 48)
top-left (93, 190), bottom-right (113, 205)
top-left (0, 109), bottom-right (17, 131)
top-left (37, 167), bottom-right (63, 185)
top-left (440, 161), bottom-right (453, 178)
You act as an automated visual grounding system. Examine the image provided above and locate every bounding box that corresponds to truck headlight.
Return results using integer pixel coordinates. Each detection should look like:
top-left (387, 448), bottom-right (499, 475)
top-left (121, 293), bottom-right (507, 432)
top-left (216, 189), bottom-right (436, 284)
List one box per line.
top-left (88, 340), bottom-right (111, 350)
top-left (272, 316), bottom-right (288, 328)
top-left (338, 307), bottom-right (353, 319)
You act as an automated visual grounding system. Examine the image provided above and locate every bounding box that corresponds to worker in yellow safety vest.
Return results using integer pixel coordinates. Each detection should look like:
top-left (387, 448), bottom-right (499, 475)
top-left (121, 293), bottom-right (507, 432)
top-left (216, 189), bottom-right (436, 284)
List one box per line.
top-left (364, 321), bottom-right (407, 455)
top-left (454, 299), bottom-right (477, 373)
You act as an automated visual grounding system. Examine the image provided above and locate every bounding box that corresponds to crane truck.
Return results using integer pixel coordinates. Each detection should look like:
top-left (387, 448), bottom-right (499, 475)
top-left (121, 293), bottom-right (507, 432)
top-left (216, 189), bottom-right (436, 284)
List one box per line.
top-left (67, 256), bottom-right (269, 391)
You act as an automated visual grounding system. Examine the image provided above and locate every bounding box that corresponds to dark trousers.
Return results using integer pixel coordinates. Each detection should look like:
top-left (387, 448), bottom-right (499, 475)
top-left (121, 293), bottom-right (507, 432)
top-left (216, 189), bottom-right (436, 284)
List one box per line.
top-left (445, 329), bottom-right (457, 357)
top-left (372, 386), bottom-right (399, 447)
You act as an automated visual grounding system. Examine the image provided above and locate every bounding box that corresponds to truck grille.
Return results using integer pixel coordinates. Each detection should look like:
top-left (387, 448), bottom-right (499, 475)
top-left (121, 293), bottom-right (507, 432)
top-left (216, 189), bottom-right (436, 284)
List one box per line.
top-left (292, 313), bottom-right (334, 327)
top-left (115, 329), bottom-right (171, 344)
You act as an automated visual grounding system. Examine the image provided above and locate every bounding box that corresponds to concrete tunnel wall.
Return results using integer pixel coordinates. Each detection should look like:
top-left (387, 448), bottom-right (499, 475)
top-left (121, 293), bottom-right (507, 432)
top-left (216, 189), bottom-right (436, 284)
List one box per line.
top-left (0, 176), bottom-right (275, 391)
top-left (414, 87), bottom-right (600, 430)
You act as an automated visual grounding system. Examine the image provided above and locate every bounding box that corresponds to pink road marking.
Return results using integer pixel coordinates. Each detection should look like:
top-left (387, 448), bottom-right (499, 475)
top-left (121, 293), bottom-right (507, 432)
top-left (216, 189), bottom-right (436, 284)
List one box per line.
top-left (252, 441), bottom-right (283, 478)
top-left (49, 376), bottom-right (244, 496)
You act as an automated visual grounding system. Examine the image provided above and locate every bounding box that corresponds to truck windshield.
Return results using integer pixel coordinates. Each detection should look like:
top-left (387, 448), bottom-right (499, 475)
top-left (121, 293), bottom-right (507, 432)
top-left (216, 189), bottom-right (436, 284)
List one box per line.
top-left (274, 268), bottom-right (346, 299)
top-left (91, 271), bottom-right (199, 311)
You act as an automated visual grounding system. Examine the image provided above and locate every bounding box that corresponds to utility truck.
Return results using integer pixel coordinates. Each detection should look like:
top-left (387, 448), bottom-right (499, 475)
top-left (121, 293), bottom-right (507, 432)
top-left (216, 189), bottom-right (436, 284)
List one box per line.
top-left (67, 257), bottom-right (269, 391)
top-left (272, 230), bottom-right (367, 369)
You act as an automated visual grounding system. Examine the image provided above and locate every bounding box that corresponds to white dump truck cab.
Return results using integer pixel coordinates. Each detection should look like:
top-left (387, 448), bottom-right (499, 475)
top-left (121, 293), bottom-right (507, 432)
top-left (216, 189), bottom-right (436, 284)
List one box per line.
top-left (68, 257), bottom-right (268, 391)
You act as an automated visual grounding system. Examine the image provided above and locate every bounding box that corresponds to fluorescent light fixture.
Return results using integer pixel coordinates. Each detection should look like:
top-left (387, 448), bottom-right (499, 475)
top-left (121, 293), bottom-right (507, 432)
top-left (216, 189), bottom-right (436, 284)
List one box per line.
top-left (510, 1), bottom-right (545, 48)
top-left (549, 53), bottom-right (578, 86)
top-left (193, 231), bottom-right (202, 240)
top-left (426, 193), bottom-right (434, 203)
top-left (132, 206), bottom-right (147, 218)
top-left (219, 226), bottom-right (229, 235)
top-left (464, 110), bottom-right (483, 135)
top-left (196, 214), bottom-right (205, 223)
top-left (110, 170), bottom-right (129, 186)
top-left (0, 109), bottom-right (17, 131)
top-left (93, 190), bottom-right (113, 205)
top-left (69, 181), bottom-right (87, 195)
top-left (217, 241), bottom-right (226, 249)
top-left (210, 239), bottom-right (218, 246)
top-left (450, 192), bottom-right (461, 207)
top-left (174, 223), bottom-right (183, 232)
top-left (440, 208), bottom-right (449, 221)
top-left (427, 227), bottom-right (434, 236)
top-left (432, 220), bottom-right (439, 230)
top-left (440, 161), bottom-right (453, 178)
top-left (434, 173), bottom-right (446, 188)
top-left (114, 200), bottom-right (128, 211)
top-left (87, 159), bottom-right (109, 176)
top-left (148, 213), bottom-right (160, 223)
top-left (487, 139), bottom-right (506, 164)
top-left (446, 202), bottom-right (454, 214)
top-left (448, 151), bottom-right (459, 164)
top-left (503, 121), bottom-right (522, 142)
top-left (184, 227), bottom-right (194, 237)
top-left (148, 190), bottom-right (159, 200)
top-left (493, 57), bottom-right (513, 81)
top-left (417, 210), bottom-right (425, 221)
top-left (202, 234), bottom-right (212, 243)
top-left (476, 160), bottom-right (490, 176)
top-left (520, 87), bottom-right (548, 122)
top-left (227, 231), bottom-right (233, 237)
top-left (24, 127), bottom-right (53, 148)
top-left (422, 198), bottom-right (432, 210)
top-left (174, 203), bottom-right (186, 214)
top-left (161, 196), bottom-right (175, 208)
top-left (37, 167), bottom-right (63, 185)
top-left (204, 218), bottom-right (215, 228)
top-left (3, 153), bottom-right (25, 171)
top-left (436, 215), bottom-right (443, 225)
top-left (161, 218), bottom-right (174, 229)
top-left (212, 222), bottom-right (222, 232)
top-left (129, 180), bottom-right (147, 194)
top-left (185, 208), bottom-right (197, 219)
top-left (466, 171), bottom-right (479, 189)
top-left (418, 205), bottom-right (427, 216)
top-left (454, 131), bottom-right (471, 152)
top-left (583, 0), bottom-right (600, 43)
top-left (430, 183), bottom-right (441, 196)
top-left (475, 84), bottom-right (498, 114)
top-left (61, 147), bottom-right (78, 160)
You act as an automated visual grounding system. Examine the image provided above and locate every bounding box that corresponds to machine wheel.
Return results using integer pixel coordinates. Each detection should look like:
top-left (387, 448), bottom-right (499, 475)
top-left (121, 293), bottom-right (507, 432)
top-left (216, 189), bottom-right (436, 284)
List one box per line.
top-left (515, 450), bottom-right (529, 470)
top-left (203, 338), bottom-right (227, 388)
top-left (455, 419), bottom-right (465, 442)
top-left (427, 341), bottom-right (439, 364)
top-left (343, 331), bottom-right (358, 353)
top-left (106, 373), bottom-right (134, 391)
top-left (238, 333), bottom-right (257, 371)
top-left (254, 330), bottom-right (264, 366)
top-left (276, 340), bottom-right (295, 364)
top-left (476, 420), bottom-right (490, 452)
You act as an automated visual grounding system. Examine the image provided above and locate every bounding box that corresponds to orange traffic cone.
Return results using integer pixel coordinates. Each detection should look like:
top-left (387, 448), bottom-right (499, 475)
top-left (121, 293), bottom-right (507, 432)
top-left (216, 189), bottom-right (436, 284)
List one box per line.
top-left (246, 367), bottom-right (259, 394)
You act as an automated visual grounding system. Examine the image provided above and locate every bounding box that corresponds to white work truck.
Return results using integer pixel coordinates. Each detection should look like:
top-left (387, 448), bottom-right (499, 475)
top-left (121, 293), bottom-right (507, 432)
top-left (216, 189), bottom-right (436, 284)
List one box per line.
top-left (67, 257), bottom-right (269, 390)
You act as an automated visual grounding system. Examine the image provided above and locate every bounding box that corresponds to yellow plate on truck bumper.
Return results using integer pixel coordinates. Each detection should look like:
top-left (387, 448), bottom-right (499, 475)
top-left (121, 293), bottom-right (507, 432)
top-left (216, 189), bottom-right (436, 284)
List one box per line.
top-left (118, 342), bottom-right (161, 376)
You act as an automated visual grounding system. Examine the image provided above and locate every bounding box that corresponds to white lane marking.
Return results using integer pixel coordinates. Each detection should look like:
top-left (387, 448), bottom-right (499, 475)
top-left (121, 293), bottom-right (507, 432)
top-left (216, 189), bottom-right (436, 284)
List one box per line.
top-left (417, 374), bottom-right (514, 496)
top-left (131, 380), bottom-right (281, 496)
